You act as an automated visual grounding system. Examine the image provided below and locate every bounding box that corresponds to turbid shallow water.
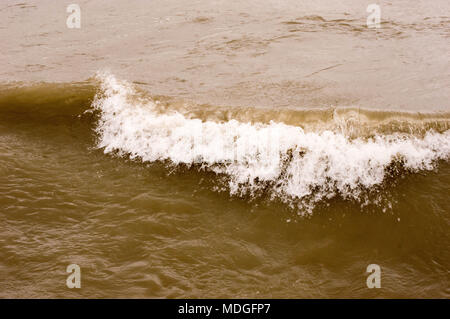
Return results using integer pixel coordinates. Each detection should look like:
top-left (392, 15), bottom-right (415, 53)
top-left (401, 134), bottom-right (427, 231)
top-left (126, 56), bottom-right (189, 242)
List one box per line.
top-left (0, 0), bottom-right (449, 298)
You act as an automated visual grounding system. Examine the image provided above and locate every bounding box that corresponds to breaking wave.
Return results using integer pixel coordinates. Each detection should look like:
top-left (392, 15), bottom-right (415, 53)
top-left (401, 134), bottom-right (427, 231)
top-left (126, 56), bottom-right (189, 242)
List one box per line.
top-left (92, 73), bottom-right (450, 214)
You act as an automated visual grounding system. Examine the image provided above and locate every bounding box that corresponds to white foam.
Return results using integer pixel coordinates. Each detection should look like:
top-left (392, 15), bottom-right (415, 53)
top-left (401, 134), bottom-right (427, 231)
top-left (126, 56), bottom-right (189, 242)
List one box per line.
top-left (92, 73), bottom-right (450, 214)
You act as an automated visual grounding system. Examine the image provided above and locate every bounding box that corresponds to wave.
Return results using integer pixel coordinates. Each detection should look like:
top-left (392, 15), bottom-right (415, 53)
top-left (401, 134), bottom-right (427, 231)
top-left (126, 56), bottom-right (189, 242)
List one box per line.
top-left (0, 81), bottom-right (95, 124)
top-left (1, 80), bottom-right (448, 135)
top-left (91, 73), bottom-right (450, 214)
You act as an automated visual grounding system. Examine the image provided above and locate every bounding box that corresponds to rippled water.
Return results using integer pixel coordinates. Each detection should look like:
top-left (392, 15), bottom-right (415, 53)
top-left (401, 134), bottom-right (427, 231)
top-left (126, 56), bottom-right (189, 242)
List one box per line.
top-left (0, 0), bottom-right (449, 298)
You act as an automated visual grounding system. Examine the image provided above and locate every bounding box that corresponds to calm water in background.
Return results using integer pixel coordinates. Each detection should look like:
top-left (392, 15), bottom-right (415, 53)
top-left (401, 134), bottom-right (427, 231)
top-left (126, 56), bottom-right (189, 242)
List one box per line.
top-left (0, 0), bottom-right (449, 298)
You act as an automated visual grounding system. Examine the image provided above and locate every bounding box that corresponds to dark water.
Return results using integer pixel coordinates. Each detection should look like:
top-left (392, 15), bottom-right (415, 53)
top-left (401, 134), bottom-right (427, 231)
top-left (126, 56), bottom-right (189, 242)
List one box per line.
top-left (0, 0), bottom-right (449, 298)
top-left (0, 81), bottom-right (449, 298)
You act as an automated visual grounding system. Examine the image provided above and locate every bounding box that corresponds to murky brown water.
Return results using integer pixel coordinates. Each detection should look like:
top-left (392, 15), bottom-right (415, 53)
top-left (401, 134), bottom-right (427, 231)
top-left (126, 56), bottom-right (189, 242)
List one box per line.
top-left (0, 0), bottom-right (449, 298)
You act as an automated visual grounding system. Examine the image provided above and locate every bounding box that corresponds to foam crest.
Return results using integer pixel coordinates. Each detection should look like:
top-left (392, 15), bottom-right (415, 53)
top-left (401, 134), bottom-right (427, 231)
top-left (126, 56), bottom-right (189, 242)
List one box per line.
top-left (92, 73), bottom-right (450, 214)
